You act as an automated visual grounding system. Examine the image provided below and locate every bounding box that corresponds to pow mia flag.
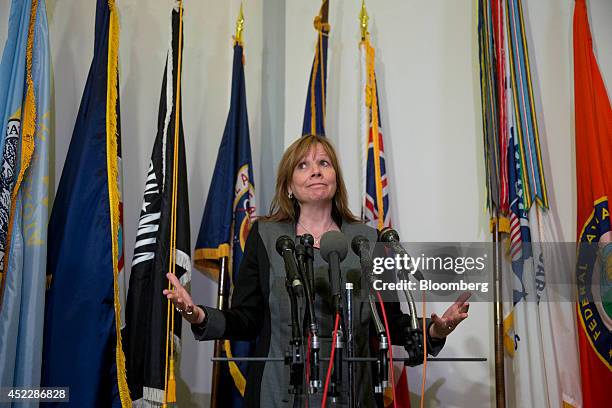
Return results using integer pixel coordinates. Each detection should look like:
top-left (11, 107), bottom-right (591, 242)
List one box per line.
top-left (122, 4), bottom-right (191, 405)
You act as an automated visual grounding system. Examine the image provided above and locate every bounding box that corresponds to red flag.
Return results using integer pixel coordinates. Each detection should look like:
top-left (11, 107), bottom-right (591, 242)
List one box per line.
top-left (573, 1), bottom-right (612, 406)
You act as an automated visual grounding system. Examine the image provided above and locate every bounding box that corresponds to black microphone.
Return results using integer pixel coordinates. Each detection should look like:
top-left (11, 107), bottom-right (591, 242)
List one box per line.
top-left (378, 227), bottom-right (425, 281)
top-left (276, 235), bottom-right (304, 297)
top-left (320, 231), bottom-right (347, 401)
top-left (379, 229), bottom-right (424, 361)
top-left (320, 231), bottom-right (348, 310)
top-left (300, 234), bottom-right (315, 297)
top-left (351, 235), bottom-right (378, 287)
top-left (353, 236), bottom-right (390, 391)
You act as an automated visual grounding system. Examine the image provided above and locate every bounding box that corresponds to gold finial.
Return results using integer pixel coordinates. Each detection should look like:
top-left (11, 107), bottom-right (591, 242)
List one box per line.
top-left (235, 2), bottom-right (245, 44)
top-left (359, 0), bottom-right (369, 40)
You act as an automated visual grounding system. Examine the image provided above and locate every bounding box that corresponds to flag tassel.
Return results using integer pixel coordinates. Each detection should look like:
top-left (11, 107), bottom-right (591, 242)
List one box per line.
top-left (166, 358), bottom-right (177, 403)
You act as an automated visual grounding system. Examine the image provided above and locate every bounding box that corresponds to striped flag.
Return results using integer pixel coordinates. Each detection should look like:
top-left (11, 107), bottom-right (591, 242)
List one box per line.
top-left (479, 0), bottom-right (583, 406)
top-left (194, 36), bottom-right (256, 407)
top-left (123, 2), bottom-right (191, 405)
top-left (573, 1), bottom-right (612, 406)
top-left (359, 14), bottom-right (408, 407)
top-left (359, 37), bottom-right (390, 231)
top-left (302, 0), bottom-right (329, 137)
top-left (41, 0), bottom-right (131, 406)
top-left (0, 0), bottom-right (50, 399)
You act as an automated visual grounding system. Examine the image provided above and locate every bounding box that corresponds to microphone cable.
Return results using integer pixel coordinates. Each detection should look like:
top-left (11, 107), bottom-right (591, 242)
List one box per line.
top-left (321, 312), bottom-right (340, 408)
top-left (375, 291), bottom-right (397, 408)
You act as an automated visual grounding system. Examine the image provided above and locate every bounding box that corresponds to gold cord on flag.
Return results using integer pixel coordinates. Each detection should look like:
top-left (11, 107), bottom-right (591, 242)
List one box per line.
top-left (164, 1), bottom-right (184, 405)
top-left (106, 0), bottom-right (132, 406)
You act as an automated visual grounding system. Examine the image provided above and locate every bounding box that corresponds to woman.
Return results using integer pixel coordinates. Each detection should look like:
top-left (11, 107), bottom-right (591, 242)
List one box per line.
top-left (164, 135), bottom-right (469, 407)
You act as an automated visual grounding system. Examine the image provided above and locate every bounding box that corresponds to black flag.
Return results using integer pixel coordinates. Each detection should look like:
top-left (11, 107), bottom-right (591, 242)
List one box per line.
top-left (123, 4), bottom-right (190, 405)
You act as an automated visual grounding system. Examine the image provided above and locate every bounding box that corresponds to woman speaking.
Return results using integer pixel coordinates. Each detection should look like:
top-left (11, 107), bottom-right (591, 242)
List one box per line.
top-left (164, 135), bottom-right (469, 407)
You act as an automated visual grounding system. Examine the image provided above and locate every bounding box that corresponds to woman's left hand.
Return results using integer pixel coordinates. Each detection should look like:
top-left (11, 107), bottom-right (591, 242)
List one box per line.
top-left (429, 292), bottom-right (471, 339)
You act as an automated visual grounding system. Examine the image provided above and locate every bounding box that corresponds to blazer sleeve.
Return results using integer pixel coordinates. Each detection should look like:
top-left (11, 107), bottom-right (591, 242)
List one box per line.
top-left (191, 222), bottom-right (266, 342)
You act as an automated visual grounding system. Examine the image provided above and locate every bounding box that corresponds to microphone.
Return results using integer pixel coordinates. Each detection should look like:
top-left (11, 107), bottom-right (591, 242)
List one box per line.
top-left (276, 235), bottom-right (304, 297)
top-left (295, 236), bottom-right (321, 393)
top-left (351, 235), bottom-right (378, 287)
top-left (300, 234), bottom-right (315, 297)
top-left (353, 236), bottom-right (389, 392)
top-left (379, 229), bottom-right (424, 360)
top-left (320, 231), bottom-right (347, 401)
top-left (320, 231), bottom-right (348, 310)
top-left (378, 227), bottom-right (425, 281)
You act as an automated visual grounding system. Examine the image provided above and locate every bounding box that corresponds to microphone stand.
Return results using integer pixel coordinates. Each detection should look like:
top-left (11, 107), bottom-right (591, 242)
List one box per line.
top-left (379, 228), bottom-right (426, 366)
top-left (330, 281), bottom-right (344, 403)
top-left (345, 282), bottom-right (356, 408)
top-left (397, 269), bottom-right (425, 367)
top-left (284, 281), bottom-right (304, 396)
top-left (369, 295), bottom-right (389, 394)
top-left (295, 238), bottom-right (321, 394)
top-left (352, 235), bottom-right (390, 395)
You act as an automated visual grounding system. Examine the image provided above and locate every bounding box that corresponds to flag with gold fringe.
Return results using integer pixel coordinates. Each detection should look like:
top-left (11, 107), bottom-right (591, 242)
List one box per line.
top-left (0, 0), bottom-right (50, 397)
top-left (123, 2), bottom-right (191, 406)
top-left (194, 9), bottom-right (256, 405)
top-left (302, 0), bottom-right (329, 137)
top-left (478, 0), bottom-right (583, 407)
top-left (41, 0), bottom-right (131, 406)
top-left (358, 4), bottom-right (408, 406)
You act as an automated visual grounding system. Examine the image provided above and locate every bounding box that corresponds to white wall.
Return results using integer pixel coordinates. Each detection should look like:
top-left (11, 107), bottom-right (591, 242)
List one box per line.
top-left (1, 0), bottom-right (611, 406)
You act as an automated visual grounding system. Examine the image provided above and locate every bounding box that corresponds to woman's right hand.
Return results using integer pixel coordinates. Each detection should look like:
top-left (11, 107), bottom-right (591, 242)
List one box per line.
top-left (163, 273), bottom-right (206, 325)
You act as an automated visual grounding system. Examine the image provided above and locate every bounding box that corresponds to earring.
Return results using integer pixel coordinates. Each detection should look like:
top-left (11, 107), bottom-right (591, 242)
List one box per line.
top-left (288, 192), bottom-right (294, 199)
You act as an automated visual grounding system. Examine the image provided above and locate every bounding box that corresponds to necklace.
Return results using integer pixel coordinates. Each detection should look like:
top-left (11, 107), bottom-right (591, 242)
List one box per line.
top-left (297, 219), bottom-right (335, 247)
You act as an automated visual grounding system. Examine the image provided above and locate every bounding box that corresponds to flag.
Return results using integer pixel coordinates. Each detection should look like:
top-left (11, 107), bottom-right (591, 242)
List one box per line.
top-left (479, 0), bottom-right (583, 406)
top-left (0, 0), bottom-right (29, 278)
top-left (194, 37), bottom-right (256, 406)
top-left (123, 3), bottom-right (191, 405)
top-left (478, 0), bottom-right (502, 216)
top-left (573, 0), bottom-right (612, 406)
top-left (0, 0), bottom-right (50, 398)
top-left (302, 0), bottom-right (329, 137)
top-left (359, 36), bottom-right (390, 231)
top-left (359, 12), bottom-right (408, 406)
top-left (41, 1), bottom-right (130, 406)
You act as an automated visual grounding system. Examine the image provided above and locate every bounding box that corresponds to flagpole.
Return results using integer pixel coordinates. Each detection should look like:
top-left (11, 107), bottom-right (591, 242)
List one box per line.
top-left (492, 212), bottom-right (505, 408)
top-left (209, 7), bottom-right (245, 407)
top-left (210, 256), bottom-right (229, 408)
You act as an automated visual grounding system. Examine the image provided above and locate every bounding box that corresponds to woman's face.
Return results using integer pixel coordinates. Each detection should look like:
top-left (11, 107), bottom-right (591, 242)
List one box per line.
top-left (290, 143), bottom-right (337, 206)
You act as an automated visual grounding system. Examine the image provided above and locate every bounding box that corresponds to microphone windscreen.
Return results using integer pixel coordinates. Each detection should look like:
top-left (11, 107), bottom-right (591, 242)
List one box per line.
top-left (301, 234), bottom-right (314, 247)
top-left (351, 235), bottom-right (370, 256)
top-left (276, 235), bottom-right (294, 255)
top-left (378, 227), bottom-right (400, 243)
top-left (319, 231), bottom-right (348, 262)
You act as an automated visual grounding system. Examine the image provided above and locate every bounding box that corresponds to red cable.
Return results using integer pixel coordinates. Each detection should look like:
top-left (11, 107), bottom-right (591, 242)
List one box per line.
top-left (321, 313), bottom-right (340, 408)
top-left (375, 291), bottom-right (397, 408)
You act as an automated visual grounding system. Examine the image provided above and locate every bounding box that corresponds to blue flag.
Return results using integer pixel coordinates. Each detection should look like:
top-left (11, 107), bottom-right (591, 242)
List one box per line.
top-left (41, 1), bottom-right (130, 407)
top-left (302, 0), bottom-right (329, 137)
top-left (194, 43), bottom-right (256, 406)
top-left (0, 0), bottom-right (30, 282)
top-left (0, 0), bottom-right (50, 399)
